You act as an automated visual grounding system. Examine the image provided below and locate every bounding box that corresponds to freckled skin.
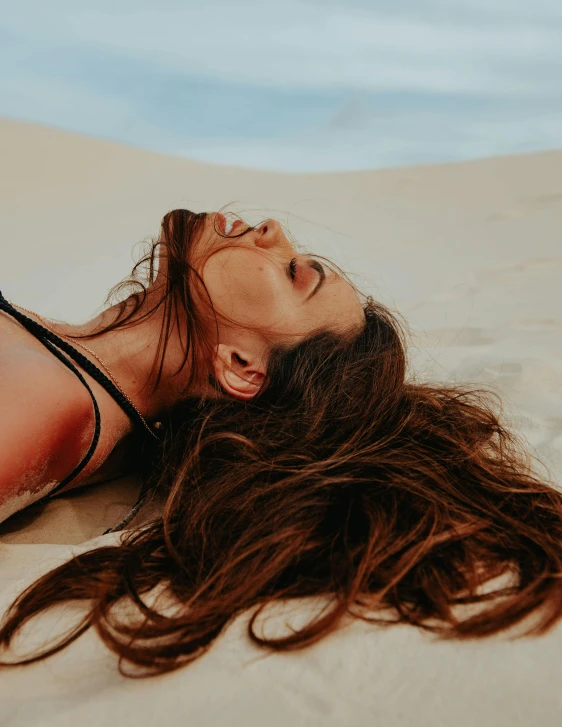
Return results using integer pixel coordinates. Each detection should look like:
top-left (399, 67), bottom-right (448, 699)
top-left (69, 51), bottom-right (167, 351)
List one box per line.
top-left (192, 215), bottom-right (364, 342)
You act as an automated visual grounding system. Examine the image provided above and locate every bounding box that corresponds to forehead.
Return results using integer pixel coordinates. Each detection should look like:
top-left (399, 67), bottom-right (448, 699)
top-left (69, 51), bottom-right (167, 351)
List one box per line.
top-left (314, 272), bottom-right (365, 333)
top-left (194, 216), bottom-right (365, 334)
top-left (273, 267), bottom-right (364, 341)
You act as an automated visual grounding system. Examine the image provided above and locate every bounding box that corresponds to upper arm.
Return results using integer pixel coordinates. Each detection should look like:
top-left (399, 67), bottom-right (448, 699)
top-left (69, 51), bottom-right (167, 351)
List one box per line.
top-left (0, 353), bottom-right (94, 521)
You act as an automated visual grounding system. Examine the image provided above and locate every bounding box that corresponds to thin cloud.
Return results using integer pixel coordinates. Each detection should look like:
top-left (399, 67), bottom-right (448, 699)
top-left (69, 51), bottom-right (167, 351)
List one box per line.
top-left (1, 0), bottom-right (561, 171)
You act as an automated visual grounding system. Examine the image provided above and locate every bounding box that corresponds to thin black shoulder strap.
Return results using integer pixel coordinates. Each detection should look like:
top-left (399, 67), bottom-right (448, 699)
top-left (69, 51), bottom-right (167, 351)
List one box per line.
top-left (0, 296), bottom-right (102, 501)
top-left (28, 338), bottom-right (102, 501)
top-left (0, 292), bottom-right (161, 511)
top-left (0, 292), bottom-right (154, 432)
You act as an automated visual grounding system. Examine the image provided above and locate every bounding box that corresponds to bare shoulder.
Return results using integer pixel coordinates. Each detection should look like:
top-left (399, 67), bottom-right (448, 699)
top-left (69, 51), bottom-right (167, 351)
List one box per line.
top-left (0, 343), bottom-right (95, 520)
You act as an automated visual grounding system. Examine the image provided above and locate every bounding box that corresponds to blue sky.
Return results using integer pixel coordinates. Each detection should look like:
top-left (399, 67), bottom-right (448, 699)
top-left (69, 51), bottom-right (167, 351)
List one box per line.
top-left (2, 0), bottom-right (562, 172)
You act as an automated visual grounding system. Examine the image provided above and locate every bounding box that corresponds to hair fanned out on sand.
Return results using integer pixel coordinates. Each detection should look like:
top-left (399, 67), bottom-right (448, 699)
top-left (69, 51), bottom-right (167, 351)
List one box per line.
top-left (2, 208), bottom-right (562, 678)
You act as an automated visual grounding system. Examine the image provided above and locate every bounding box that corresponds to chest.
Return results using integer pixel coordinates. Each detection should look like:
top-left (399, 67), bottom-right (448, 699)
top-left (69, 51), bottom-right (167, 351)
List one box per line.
top-left (0, 312), bottom-right (134, 495)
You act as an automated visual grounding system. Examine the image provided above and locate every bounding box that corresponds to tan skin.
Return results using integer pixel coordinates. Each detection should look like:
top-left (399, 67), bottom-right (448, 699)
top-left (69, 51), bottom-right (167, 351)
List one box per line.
top-left (0, 213), bottom-right (364, 521)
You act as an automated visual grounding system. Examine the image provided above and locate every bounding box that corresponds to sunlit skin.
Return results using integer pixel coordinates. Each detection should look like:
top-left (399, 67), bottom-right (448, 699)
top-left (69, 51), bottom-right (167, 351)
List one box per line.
top-left (190, 212), bottom-right (365, 399)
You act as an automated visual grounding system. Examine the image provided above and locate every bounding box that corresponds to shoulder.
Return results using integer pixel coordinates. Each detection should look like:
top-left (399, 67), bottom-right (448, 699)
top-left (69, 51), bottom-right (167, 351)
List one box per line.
top-left (0, 343), bottom-right (95, 512)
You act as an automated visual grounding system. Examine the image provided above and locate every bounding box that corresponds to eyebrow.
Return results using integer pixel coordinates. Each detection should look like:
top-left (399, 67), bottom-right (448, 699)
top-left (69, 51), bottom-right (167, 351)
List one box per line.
top-left (305, 259), bottom-right (326, 301)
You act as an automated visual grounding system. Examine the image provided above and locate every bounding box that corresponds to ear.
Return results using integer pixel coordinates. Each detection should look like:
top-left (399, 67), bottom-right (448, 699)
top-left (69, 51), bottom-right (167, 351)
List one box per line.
top-left (212, 343), bottom-right (266, 401)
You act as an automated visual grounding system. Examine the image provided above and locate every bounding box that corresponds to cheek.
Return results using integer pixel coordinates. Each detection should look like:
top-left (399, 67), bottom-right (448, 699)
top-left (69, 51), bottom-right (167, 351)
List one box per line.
top-left (202, 250), bottom-right (290, 327)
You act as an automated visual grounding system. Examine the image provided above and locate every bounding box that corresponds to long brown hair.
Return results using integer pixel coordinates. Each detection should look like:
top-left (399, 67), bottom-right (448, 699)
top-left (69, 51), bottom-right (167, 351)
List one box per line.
top-left (1, 209), bottom-right (562, 677)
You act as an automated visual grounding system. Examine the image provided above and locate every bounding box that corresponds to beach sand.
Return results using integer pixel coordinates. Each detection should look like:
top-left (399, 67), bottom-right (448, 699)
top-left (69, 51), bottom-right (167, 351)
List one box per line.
top-left (1, 117), bottom-right (562, 726)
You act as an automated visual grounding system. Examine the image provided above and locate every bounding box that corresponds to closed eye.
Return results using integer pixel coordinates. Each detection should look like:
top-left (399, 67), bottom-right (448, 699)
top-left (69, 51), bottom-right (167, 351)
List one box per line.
top-left (306, 259), bottom-right (326, 300)
top-left (288, 257), bottom-right (297, 281)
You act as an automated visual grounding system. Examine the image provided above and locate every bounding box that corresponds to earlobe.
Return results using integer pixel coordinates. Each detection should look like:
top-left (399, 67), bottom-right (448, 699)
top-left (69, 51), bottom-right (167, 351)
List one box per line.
top-left (222, 367), bottom-right (264, 400)
top-left (213, 344), bottom-right (266, 401)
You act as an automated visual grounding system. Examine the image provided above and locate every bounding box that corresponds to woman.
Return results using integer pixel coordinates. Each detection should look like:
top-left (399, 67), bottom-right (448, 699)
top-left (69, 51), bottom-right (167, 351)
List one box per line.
top-left (1, 207), bottom-right (562, 676)
top-left (0, 208), bottom-right (363, 526)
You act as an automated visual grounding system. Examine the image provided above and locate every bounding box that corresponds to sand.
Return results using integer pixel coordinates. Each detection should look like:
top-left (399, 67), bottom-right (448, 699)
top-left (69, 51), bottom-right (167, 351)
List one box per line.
top-left (1, 117), bottom-right (562, 725)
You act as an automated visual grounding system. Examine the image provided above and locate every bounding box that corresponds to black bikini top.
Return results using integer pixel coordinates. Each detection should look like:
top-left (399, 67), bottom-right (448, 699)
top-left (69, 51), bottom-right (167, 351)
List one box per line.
top-left (0, 290), bottom-right (162, 534)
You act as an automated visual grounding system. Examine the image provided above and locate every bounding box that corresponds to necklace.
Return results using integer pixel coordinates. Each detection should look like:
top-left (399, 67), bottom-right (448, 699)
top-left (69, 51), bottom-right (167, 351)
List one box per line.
top-left (11, 302), bottom-right (160, 440)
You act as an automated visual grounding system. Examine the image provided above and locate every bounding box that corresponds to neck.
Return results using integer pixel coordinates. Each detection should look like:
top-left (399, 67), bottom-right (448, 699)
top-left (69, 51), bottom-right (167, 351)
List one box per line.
top-left (52, 289), bottom-right (209, 422)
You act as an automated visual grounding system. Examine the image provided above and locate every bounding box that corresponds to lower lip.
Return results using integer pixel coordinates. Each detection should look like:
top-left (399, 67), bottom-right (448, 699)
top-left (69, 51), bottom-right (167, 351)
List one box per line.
top-left (216, 216), bottom-right (245, 236)
top-left (229, 220), bottom-right (244, 234)
top-left (216, 213), bottom-right (227, 234)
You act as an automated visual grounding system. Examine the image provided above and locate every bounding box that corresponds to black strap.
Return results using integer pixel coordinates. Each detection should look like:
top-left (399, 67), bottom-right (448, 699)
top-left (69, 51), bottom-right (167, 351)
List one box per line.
top-left (0, 292), bottom-right (155, 434)
top-left (0, 291), bottom-right (162, 511)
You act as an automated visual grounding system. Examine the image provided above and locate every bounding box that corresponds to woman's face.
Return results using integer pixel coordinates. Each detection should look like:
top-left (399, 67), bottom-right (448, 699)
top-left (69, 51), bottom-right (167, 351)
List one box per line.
top-left (191, 212), bottom-right (365, 345)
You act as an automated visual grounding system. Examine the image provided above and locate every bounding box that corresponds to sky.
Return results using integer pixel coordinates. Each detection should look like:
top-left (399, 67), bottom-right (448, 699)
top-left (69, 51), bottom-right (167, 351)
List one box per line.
top-left (2, 0), bottom-right (562, 172)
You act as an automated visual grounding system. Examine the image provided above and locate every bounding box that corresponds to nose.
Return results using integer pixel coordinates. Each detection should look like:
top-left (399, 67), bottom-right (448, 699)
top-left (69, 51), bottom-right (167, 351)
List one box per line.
top-left (252, 219), bottom-right (287, 250)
